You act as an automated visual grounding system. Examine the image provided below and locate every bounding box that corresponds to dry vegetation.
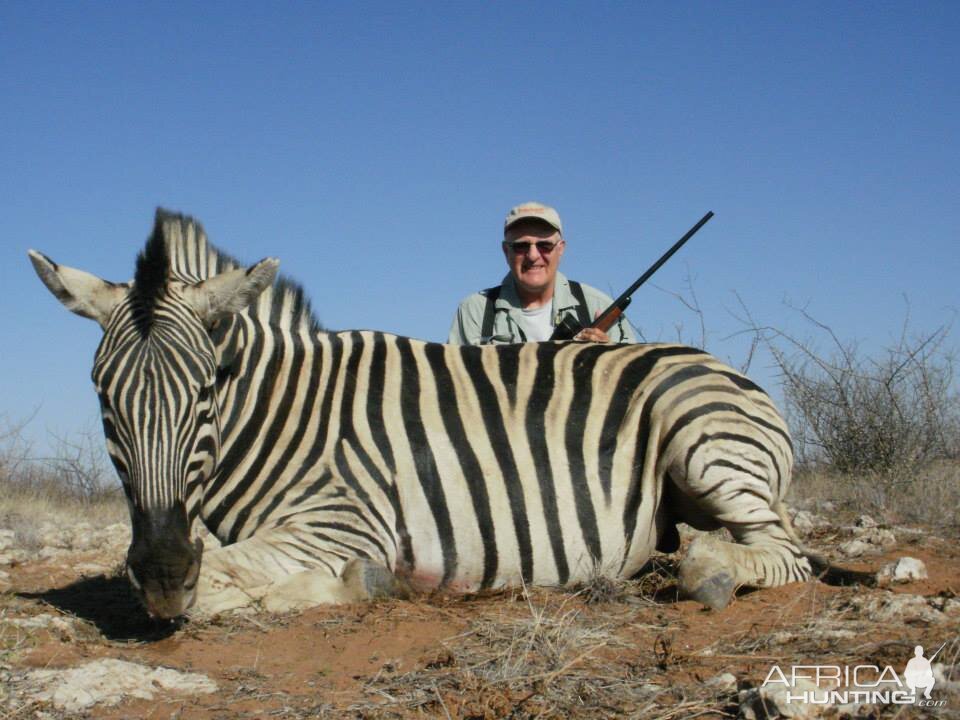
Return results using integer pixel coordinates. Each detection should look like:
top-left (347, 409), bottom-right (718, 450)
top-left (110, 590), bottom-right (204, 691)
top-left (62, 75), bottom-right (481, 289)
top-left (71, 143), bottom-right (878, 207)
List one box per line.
top-left (1, 318), bottom-right (959, 718)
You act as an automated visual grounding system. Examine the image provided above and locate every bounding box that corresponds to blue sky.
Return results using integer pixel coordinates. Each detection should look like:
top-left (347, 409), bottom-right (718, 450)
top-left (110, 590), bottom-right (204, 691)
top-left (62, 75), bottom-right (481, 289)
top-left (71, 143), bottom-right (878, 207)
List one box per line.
top-left (2, 2), bottom-right (958, 454)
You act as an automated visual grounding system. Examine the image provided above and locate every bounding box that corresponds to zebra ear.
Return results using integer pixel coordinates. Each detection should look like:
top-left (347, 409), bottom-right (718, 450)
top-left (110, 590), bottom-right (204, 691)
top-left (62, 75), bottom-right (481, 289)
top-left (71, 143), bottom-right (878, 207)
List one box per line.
top-left (182, 257), bottom-right (279, 325)
top-left (28, 250), bottom-right (127, 329)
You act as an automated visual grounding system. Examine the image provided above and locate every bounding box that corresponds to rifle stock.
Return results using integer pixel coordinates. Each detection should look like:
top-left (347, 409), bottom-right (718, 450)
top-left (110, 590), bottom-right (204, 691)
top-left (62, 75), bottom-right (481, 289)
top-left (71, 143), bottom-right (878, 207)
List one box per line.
top-left (592, 301), bottom-right (628, 333)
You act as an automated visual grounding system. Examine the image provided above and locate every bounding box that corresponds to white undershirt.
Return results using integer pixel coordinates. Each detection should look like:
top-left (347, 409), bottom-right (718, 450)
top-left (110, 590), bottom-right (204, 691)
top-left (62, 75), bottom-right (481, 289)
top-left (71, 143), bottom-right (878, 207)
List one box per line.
top-left (517, 304), bottom-right (554, 342)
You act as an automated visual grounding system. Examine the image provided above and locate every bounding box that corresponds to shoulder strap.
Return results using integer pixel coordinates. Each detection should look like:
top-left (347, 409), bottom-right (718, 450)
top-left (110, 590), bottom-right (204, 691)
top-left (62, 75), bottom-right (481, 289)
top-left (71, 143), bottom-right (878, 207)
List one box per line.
top-left (480, 286), bottom-right (501, 341)
top-left (568, 281), bottom-right (592, 328)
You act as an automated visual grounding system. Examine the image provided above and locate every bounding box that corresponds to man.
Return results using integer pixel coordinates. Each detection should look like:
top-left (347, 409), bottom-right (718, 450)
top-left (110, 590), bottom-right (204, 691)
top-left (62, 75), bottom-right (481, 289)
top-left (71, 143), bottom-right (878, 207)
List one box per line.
top-left (448, 201), bottom-right (635, 345)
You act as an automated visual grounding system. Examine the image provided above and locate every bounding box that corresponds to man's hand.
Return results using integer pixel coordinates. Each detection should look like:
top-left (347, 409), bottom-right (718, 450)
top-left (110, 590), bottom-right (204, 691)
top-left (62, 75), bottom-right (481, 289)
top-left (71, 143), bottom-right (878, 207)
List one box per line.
top-left (574, 310), bottom-right (611, 343)
top-left (574, 327), bottom-right (610, 343)
top-left (573, 310), bottom-right (610, 342)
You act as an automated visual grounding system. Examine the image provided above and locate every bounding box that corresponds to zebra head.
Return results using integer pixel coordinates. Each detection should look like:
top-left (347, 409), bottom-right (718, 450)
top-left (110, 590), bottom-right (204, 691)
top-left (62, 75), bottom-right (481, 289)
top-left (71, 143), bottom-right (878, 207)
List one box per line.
top-left (29, 234), bottom-right (278, 619)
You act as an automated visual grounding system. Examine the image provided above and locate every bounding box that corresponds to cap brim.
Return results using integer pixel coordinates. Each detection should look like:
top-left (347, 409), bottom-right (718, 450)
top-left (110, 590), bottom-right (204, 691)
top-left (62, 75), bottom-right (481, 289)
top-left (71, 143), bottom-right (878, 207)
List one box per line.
top-left (504, 215), bottom-right (562, 233)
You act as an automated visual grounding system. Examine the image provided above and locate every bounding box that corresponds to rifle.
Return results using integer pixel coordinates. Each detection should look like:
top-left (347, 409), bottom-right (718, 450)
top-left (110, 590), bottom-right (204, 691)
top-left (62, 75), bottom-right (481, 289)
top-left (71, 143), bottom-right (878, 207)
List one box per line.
top-left (550, 211), bottom-right (715, 341)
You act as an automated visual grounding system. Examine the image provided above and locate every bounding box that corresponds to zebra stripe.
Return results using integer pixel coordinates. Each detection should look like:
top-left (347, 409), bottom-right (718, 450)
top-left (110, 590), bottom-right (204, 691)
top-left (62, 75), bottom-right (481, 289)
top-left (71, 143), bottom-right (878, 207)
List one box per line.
top-left (32, 209), bottom-right (813, 616)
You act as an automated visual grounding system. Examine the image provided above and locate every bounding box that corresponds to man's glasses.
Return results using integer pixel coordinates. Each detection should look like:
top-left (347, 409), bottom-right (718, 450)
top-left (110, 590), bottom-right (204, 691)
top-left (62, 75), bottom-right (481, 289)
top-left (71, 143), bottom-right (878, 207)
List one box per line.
top-left (506, 240), bottom-right (560, 255)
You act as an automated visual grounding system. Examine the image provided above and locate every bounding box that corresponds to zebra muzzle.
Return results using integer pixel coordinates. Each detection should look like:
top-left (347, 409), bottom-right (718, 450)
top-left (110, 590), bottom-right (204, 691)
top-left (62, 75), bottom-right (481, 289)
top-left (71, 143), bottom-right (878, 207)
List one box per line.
top-left (126, 503), bottom-right (204, 619)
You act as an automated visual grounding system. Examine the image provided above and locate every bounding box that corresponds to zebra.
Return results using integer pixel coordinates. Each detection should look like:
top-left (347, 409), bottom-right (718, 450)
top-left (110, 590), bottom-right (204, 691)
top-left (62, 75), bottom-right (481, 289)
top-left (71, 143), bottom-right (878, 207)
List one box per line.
top-left (29, 209), bottom-right (817, 618)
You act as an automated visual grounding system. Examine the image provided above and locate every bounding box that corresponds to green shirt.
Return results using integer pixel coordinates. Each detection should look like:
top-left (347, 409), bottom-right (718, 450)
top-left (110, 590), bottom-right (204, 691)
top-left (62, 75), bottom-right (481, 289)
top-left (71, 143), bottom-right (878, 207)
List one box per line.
top-left (447, 272), bottom-right (636, 345)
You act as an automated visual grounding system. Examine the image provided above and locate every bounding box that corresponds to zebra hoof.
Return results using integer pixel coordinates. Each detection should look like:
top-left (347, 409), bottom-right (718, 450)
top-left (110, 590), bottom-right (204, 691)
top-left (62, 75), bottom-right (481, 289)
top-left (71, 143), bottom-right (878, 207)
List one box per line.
top-left (678, 536), bottom-right (736, 609)
top-left (683, 570), bottom-right (735, 610)
top-left (343, 559), bottom-right (409, 600)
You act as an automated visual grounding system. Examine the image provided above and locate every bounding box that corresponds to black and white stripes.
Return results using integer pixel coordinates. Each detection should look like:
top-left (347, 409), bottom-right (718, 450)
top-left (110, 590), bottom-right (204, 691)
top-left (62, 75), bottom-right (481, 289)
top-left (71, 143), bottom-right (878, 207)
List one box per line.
top-left (30, 209), bottom-right (812, 615)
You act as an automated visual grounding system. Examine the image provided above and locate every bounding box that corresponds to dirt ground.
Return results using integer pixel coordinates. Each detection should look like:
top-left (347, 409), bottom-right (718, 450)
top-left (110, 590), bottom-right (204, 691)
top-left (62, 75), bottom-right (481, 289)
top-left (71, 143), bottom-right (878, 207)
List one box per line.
top-left (0, 517), bottom-right (958, 719)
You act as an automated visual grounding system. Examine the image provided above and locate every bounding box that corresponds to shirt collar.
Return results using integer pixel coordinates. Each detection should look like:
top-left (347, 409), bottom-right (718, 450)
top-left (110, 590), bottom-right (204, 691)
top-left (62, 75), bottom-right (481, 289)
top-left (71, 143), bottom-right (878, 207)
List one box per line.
top-left (496, 271), bottom-right (578, 311)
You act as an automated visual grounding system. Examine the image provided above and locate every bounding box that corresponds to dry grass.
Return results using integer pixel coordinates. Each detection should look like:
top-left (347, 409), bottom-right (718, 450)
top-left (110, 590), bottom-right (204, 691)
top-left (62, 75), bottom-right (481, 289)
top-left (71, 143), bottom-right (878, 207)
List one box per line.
top-left (347, 592), bottom-right (670, 719)
top-left (0, 485), bottom-right (126, 551)
top-left (788, 459), bottom-right (960, 530)
top-left (0, 417), bottom-right (126, 549)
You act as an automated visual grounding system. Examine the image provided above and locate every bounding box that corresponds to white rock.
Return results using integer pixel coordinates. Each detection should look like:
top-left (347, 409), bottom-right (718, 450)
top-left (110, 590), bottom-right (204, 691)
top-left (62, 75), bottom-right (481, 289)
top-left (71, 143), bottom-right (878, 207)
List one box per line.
top-left (705, 672), bottom-right (737, 692)
top-left (855, 515), bottom-right (877, 528)
top-left (853, 527), bottom-right (896, 547)
top-left (929, 596), bottom-right (960, 615)
top-left (790, 511), bottom-right (817, 534)
top-left (25, 658), bottom-right (217, 712)
top-left (3, 614), bottom-right (80, 636)
top-left (846, 592), bottom-right (949, 624)
top-left (838, 539), bottom-right (872, 557)
top-left (876, 557), bottom-right (928, 585)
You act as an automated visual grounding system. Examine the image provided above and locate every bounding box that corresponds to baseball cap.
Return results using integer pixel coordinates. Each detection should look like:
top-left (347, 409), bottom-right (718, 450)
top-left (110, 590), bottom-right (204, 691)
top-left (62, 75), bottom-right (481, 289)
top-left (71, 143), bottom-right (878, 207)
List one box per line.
top-left (503, 201), bottom-right (563, 234)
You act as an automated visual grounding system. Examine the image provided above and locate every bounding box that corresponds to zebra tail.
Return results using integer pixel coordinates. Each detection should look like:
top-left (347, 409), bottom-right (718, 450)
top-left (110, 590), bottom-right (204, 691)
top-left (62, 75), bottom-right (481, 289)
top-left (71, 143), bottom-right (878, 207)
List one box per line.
top-left (774, 502), bottom-right (878, 588)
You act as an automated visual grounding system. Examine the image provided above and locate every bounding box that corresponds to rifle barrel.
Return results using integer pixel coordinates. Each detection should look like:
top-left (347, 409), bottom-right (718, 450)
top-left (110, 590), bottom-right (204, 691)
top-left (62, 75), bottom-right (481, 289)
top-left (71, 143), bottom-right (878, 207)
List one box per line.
top-left (597, 210), bottom-right (714, 324)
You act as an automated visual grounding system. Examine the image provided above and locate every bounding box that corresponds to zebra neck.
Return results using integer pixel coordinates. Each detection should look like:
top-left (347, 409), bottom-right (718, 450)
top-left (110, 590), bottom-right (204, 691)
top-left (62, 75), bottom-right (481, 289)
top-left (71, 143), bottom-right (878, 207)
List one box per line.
top-left (202, 317), bottom-right (342, 541)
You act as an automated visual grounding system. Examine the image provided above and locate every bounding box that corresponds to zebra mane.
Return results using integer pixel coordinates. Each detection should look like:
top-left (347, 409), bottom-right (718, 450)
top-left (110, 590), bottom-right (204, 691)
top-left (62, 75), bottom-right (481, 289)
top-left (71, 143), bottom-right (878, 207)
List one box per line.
top-left (135, 208), bottom-right (322, 333)
top-left (131, 215), bottom-right (171, 336)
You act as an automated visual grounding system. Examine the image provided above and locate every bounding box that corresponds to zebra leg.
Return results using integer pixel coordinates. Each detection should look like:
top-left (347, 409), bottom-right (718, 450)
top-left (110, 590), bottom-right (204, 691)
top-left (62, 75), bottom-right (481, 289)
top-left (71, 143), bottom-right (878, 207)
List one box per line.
top-left (258, 558), bottom-right (405, 613)
top-left (672, 469), bottom-right (812, 609)
top-left (192, 527), bottom-right (402, 615)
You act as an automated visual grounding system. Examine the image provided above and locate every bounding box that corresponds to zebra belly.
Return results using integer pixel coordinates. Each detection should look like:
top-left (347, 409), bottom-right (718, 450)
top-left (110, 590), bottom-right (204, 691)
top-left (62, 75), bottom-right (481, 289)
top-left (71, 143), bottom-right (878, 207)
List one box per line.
top-left (394, 443), bottom-right (661, 592)
top-left (399, 503), bottom-right (660, 592)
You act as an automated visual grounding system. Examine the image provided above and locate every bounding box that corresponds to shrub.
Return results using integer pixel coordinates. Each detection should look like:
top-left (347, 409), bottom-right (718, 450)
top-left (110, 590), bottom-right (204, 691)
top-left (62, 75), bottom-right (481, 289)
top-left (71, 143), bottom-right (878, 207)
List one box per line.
top-left (737, 302), bottom-right (959, 474)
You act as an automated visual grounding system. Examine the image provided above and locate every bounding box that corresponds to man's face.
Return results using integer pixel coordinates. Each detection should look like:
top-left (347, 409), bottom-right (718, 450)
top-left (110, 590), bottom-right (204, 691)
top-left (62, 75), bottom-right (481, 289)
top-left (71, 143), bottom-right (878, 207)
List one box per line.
top-left (502, 220), bottom-right (565, 296)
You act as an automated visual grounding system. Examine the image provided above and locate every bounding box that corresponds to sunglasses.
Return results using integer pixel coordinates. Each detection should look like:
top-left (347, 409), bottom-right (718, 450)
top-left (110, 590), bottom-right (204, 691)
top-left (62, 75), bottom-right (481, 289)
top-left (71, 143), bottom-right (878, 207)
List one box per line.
top-left (505, 240), bottom-right (560, 255)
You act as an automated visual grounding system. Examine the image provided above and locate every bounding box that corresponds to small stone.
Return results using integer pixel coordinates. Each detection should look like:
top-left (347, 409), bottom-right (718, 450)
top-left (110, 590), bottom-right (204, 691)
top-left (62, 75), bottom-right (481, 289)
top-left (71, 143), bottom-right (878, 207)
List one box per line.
top-left (791, 511), bottom-right (816, 534)
top-left (928, 596), bottom-right (960, 615)
top-left (845, 591), bottom-right (948, 623)
top-left (876, 557), bottom-right (928, 585)
top-left (705, 672), bottom-right (737, 692)
top-left (838, 539), bottom-right (872, 557)
top-left (853, 527), bottom-right (896, 547)
top-left (740, 677), bottom-right (834, 719)
top-left (762, 679), bottom-right (826, 718)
